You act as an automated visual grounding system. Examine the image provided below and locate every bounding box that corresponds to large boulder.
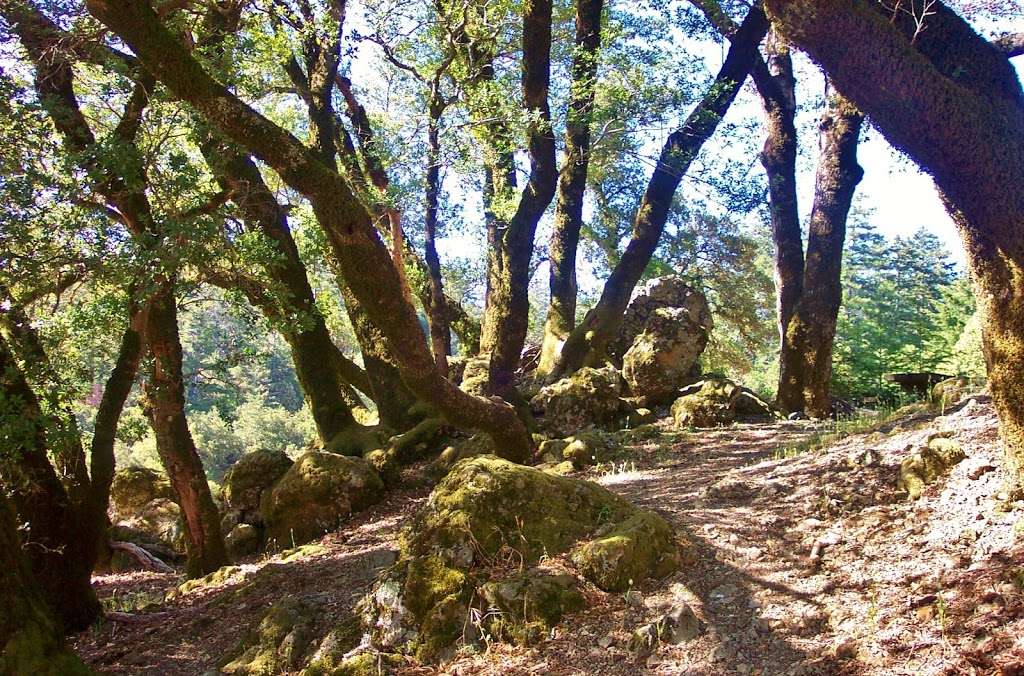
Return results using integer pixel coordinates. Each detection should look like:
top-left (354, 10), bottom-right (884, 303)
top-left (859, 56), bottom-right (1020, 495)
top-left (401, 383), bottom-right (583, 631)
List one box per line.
top-left (109, 466), bottom-right (175, 521)
top-left (930, 376), bottom-right (986, 408)
top-left (261, 451), bottom-right (385, 549)
top-left (529, 365), bottom-right (633, 436)
top-left (359, 456), bottom-right (679, 660)
top-left (222, 450), bottom-right (294, 523)
top-left (622, 305), bottom-right (710, 404)
top-left (610, 276), bottom-right (713, 360)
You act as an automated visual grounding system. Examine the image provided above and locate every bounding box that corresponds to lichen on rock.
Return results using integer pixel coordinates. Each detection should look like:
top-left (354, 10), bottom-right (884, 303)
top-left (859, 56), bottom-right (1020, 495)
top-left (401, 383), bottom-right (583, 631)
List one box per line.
top-left (109, 466), bottom-right (175, 520)
top-left (571, 511), bottom-right (679, 591)
top-left (222, 449), bottom-right (294, 523)
top-left (530, 365), bottom-right (633, 436)
top-left (622, 304), bottom-right (710, 405)
top-left (261, 451), bottom-right (385, 549)
top-left (671, 378), bottom-right (740, 428)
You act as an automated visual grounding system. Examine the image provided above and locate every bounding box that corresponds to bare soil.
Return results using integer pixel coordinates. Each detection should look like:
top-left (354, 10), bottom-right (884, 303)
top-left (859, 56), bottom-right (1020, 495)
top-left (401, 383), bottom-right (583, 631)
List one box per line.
top-left (73, 396), bottom-right (1024, 675)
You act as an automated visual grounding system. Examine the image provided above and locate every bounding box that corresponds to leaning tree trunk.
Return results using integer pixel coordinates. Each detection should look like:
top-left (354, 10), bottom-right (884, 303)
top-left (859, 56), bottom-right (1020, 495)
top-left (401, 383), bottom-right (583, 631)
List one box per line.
top-left (87, 0), bottom-right (534, 463)
top-left (762, 0), bottom-right (1024, 494)
top-left (549, 5), bottom-right (770, 380)
top-left (203, 143), bottom-right (365, 442)
top-left (787, 92), bottom-right (864, 418)
top-left (0, 492), bottom-right (90, 674)
top-left (0, 336), bottom-right (101, 633)
top-left (141, 283), bottom-right (230, 578)
top-left (477, 0), bottom-right (558, 398)
top-left (537, 0), bottom-right (604, 378)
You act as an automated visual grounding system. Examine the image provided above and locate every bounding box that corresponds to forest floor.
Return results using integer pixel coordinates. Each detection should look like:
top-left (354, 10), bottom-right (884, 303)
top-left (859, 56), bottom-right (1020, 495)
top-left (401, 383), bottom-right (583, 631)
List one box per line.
top-left (73, 395), bottom-right (1024, 675)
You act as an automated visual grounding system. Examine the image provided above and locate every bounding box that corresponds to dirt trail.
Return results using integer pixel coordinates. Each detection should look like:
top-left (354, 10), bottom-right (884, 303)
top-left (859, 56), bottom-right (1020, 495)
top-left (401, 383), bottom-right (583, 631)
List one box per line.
top-left (75, 398), bottom-right (1024, 675)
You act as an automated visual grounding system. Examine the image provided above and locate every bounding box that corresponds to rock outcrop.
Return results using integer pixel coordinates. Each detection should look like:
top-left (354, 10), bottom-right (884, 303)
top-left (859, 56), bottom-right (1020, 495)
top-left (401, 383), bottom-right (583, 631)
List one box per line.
top-left (261, 451), bottom-right (385, 549)
top-left (359, 456), bottom-right (679, 660)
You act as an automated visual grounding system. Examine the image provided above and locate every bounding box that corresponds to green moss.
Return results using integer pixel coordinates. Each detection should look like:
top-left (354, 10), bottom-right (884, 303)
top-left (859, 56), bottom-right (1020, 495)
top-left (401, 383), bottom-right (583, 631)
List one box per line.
top-left (326, 425), bottom-right (393, 457)
top-left (223, 450), bottom-right (294, 515)
top-left (476, 571), bottom-right (585, 645)
top-left (309, 652), bottom-right (404, 676)
top-left (572, 512), bottom-right (679, 591)
top-left (898, 436), bottom-right (967, 499)
top-left (2, 626), bottom-right (92, 676)
top-left (262, 451), bottom-right (385, 549)
top-left (671, 378), bottom-right (740, 428)
top-left (168, 565), bottom-right (244, 599)
top-left (221, 595), bottom-right (329, 675)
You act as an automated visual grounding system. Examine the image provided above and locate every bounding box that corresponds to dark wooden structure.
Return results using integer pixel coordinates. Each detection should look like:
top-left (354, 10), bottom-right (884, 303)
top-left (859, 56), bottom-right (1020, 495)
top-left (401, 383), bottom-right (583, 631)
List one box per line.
top-left (884, 372), bottom-right (952, 396)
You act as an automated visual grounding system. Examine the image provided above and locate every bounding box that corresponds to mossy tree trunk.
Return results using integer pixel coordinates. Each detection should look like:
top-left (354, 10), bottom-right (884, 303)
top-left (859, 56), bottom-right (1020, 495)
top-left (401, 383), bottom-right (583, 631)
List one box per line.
top-left (548, 5), bottom-right (770, 380)
top-left (763, 0), bottom-right (1024, 492)
top-left (424, 91), bottom-right (452, 376)
top-left (8, 3), bottom-right (229, 577)
top-left (84, 0), bottom-right (534, 462)
top-left (477, 0), bottom-right (559, 398)
top-left (0, 336), bottom-right (101, 633)
top-left (0, 492), bottom-right (90, 675)
top-left (787, 93), bottom-right (864, 418)
top-left (537, 0), bottom-right (605, 378)
top-left (140, 284), bottom-right (230, 577)
top-left (202, 142), bottom-right (367, 441)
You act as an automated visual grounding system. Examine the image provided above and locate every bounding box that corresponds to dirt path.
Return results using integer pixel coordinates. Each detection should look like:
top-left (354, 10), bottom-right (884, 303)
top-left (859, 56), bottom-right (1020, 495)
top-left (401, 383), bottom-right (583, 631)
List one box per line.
top-left (75, 398), bottom-right (1024, 675)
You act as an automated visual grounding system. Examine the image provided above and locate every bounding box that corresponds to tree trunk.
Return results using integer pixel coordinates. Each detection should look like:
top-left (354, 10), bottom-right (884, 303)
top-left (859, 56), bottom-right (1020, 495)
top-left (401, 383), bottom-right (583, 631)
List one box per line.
top-left (141, 283), bottom-right (230, 578)
top-left (203, 143), bottom-right (364, 441)
top-left (424, 95), bottom-right (452, 375)
top-left (0, 336), bottom-right (101, 633)
top-left (0, 492), bottom-right (89, 674)
top-left (549, 5), bottom-right (770, 380)
top-left (338, 283), bottom-right (418, 430)
top-left (762, 0), bottom-right (1024, 493)
top-left (788, 93), bottom-right (864, 418)
top-left (86, 0), bottom-right (534, 463)
top-left (755, 35), bottom-right (804, 413)
top-left (477, 0), bottom-right (558, 397)
top-left (537, 0), bottom-right (604, 377)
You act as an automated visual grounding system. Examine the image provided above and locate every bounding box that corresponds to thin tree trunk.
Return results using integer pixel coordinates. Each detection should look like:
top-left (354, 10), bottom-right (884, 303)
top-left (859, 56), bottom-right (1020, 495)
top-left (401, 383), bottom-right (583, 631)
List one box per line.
top-left (141, 283), bottom-right (230, 578)
top-left (537, 0), bottom-right (604, 377)
top-left (762, 0), bottom-right (1024, 493)
top-left (478, 0), bottom-right (559, 398)
top-left (789, 93), bottom-right (864, 418)
top-left (87, 0), bottom-right (534, 462)
top-left (424, 94), bottom-right (452, 375)
top-left (756, 35), bottom-right (804, 413)
top-left (0, 492), bottom-right (89, 673)
top-left (549, 5), bottom-right (770, 380)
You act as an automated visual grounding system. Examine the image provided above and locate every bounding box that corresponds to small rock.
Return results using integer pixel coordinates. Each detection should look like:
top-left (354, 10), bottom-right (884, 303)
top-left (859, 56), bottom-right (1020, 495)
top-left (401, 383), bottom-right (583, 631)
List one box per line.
top-left (624, 590), bottom-right (644, 608)
top-left (598, 634), bottom-right (615, 649)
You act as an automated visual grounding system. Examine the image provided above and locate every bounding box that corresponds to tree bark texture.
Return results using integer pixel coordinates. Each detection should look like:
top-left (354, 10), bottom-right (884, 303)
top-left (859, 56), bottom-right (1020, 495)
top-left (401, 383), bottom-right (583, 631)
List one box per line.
top-left (0, 335), bottom-right (102, 633)
top-left (549, 4), bottom-right (770, 380)
top-left (83, 0), bottom-right (534, 462)
top-left (424, 94), bottom-right (452, 375)
top-left (763, 0), bottom-right (1024, 492)
top-left (537, 0), bottom-right (604, 377)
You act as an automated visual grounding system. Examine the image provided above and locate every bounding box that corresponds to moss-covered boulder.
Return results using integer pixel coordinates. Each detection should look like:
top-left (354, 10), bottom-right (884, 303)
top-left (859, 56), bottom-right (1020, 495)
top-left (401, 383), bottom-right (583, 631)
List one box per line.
top-left (610, 276), bottom-right (713, 360)
top-left (458, 356), bottom-right (491, 397)
top-left (571, 512), bottom-right (678, 591)
top-left (113, 497), bottom-right (185, 554)
top-left (225, 523), bottom-right (260, 558)
top-left (431, 433), bottom-right (496, 478)
top-left (622, 304), bottom-right (710, 405)
top-left (359, 456), bottom-right (678, 659)
top-left (530, 365), bottom-right (633, 436)
top-left (220, 594), bottom-right (350, 675)
top-left (562, 430), bottom-right (614, 469)
top-left (671, 378), bottom-right (741, 428)
top-left (898, 434), bottom-right (967, 499)
top-left (261, 451), bottom-right (385, 549)
top-left (325, 425), bottom-right (393, 457)
top-left (223, 450), bottom-right (294, 523)
top-left (931, 376), bottom-right (986, 408)
top-left (109, 466), bottom-right (175, 520)
top-left (476, 569), bottom-right (585, 645)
